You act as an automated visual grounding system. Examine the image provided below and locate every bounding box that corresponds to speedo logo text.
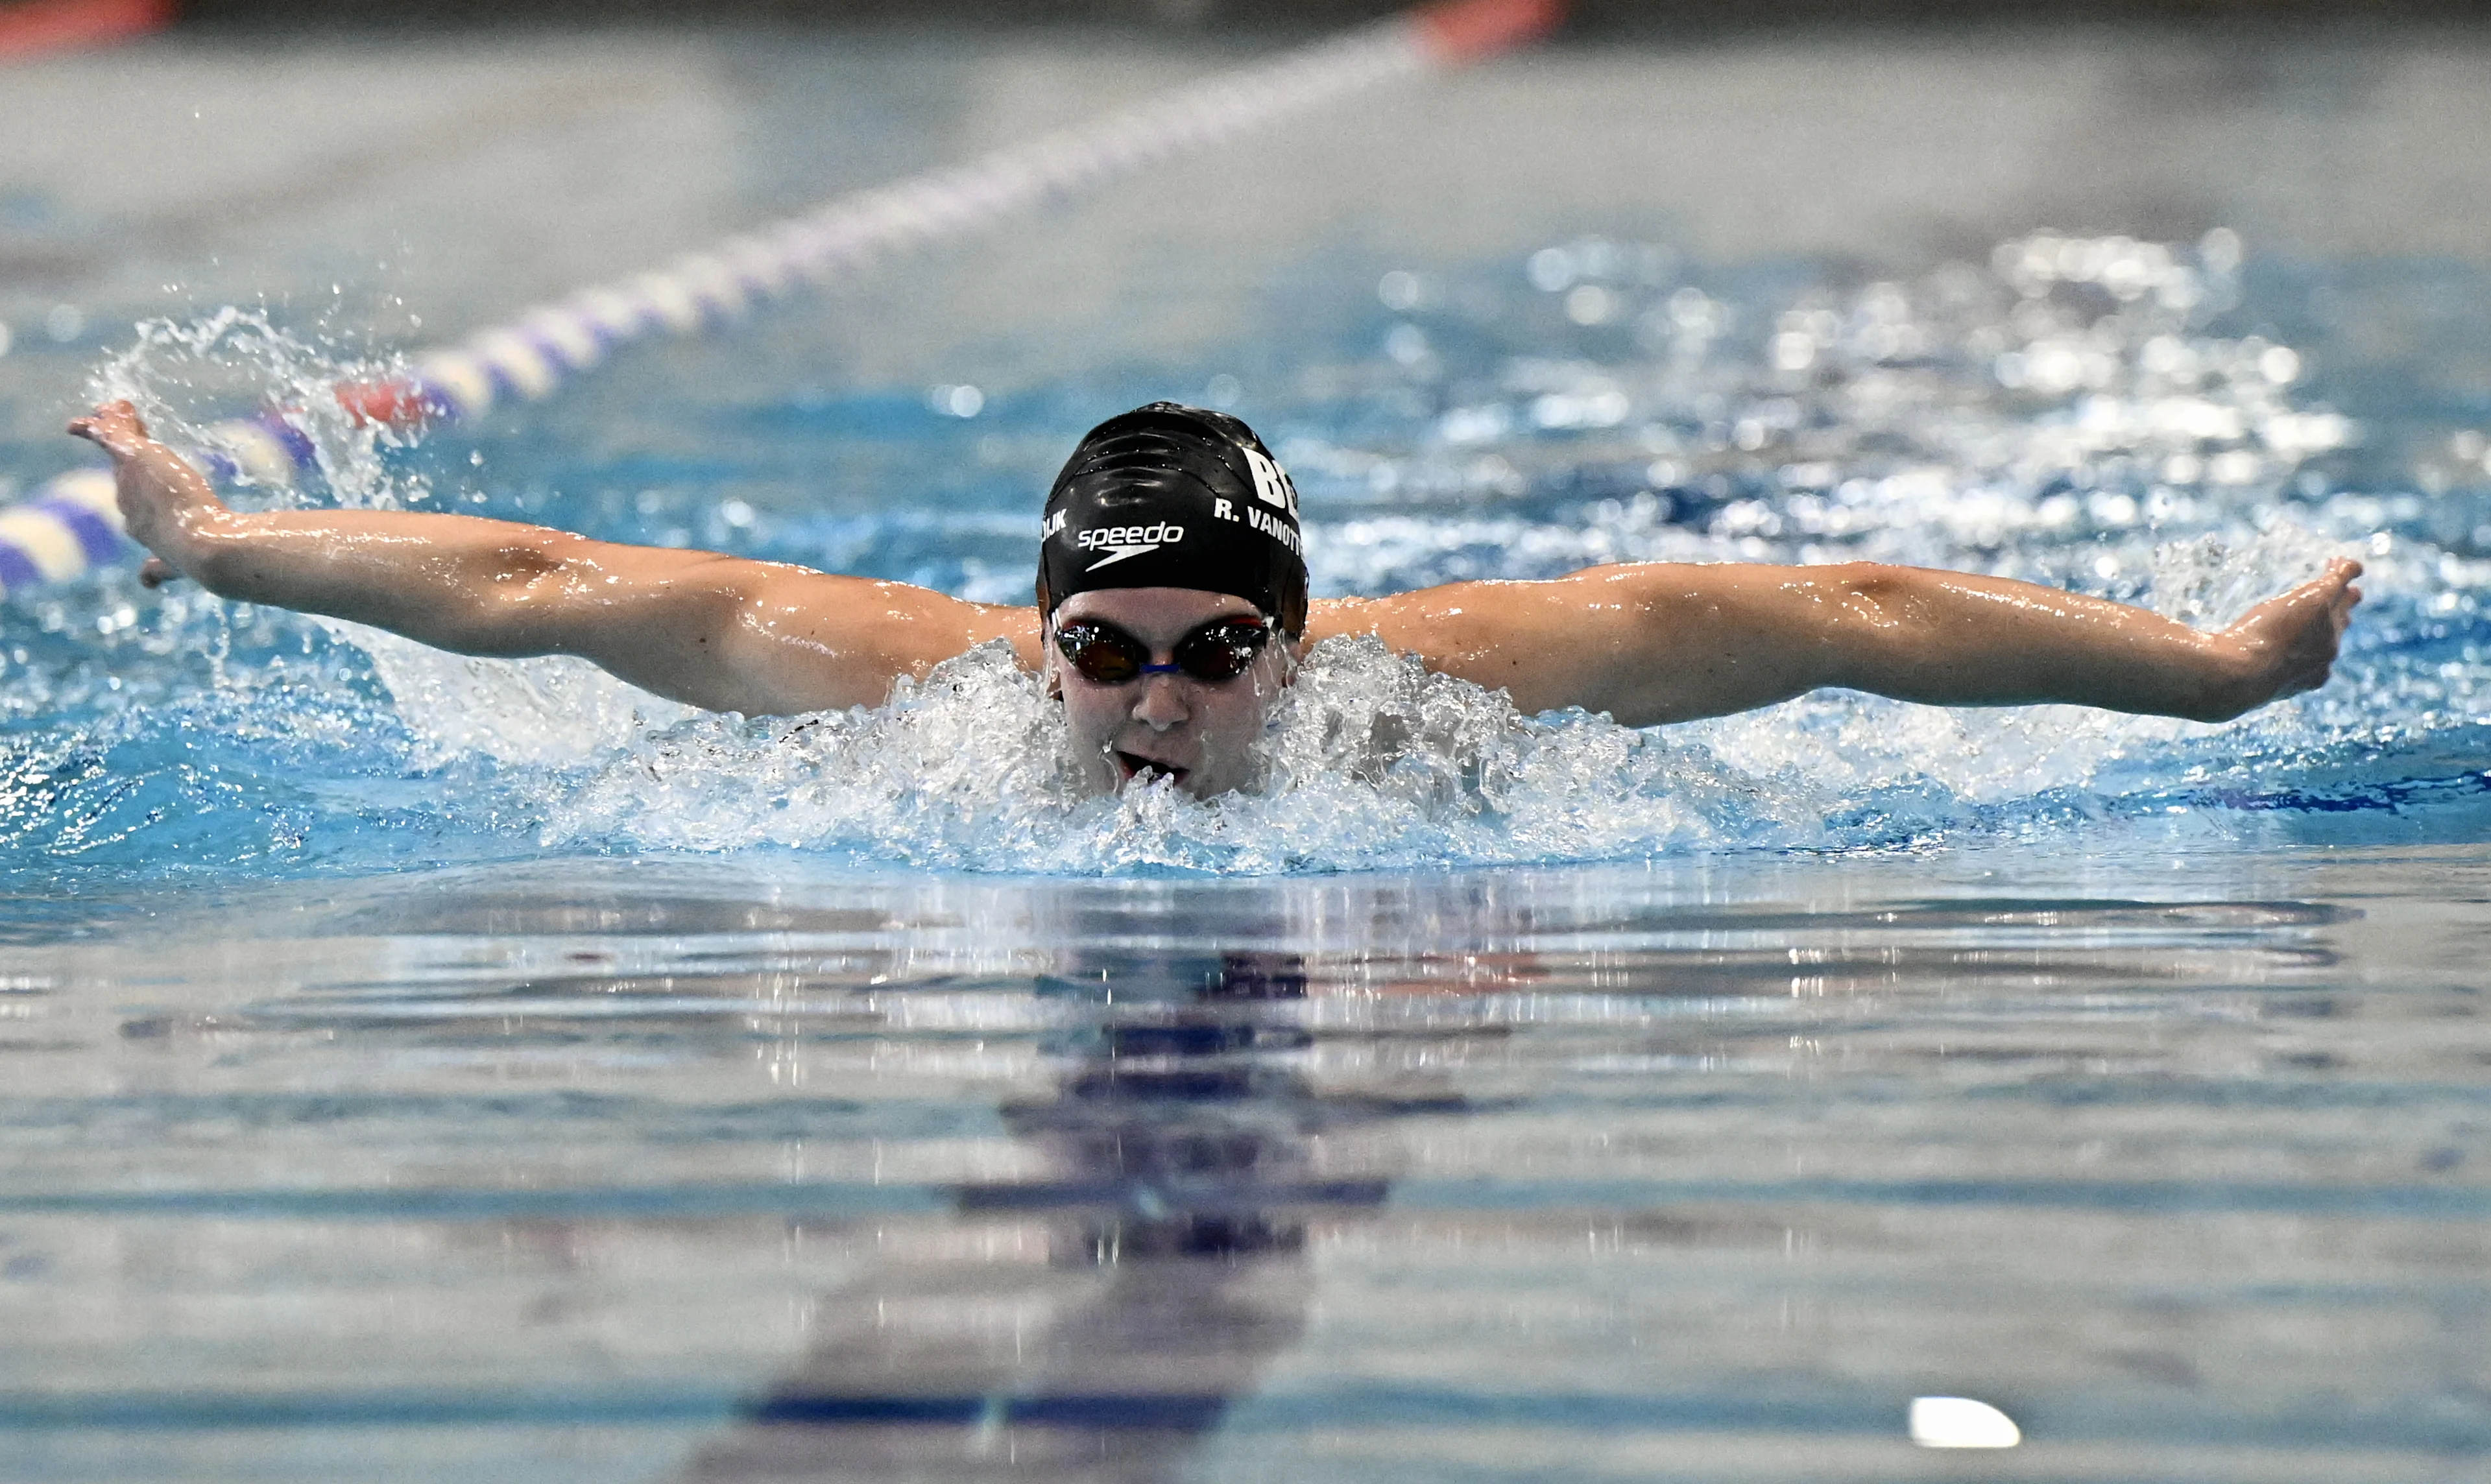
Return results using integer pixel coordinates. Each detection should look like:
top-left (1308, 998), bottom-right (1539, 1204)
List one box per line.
top-left (1077, 522), bottom-right (1185, 570)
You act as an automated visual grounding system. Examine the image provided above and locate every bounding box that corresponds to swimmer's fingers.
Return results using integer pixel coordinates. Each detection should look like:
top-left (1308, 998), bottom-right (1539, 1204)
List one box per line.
top-left (2326, 556), bottom-right (2365, 636)
top-left (2228, 557), bottom-right (2365, 704)
top-left (66, 400), bottom-right (150, 459)
top-left (2309, 554), bottom-right (2363, 597)
top-left (2233, 558), bottom-right (2362, 636)
top-left (2303, 557), bottom-right (2365, 659)
top-left (138, 558), bottom-right (177, 588)
top-left (67, 400), bottom-right (147, 440)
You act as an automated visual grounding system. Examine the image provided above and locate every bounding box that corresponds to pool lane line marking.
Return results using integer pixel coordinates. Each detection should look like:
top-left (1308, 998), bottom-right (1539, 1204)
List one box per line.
top-left (6, 0), bottom-right (1565, 597)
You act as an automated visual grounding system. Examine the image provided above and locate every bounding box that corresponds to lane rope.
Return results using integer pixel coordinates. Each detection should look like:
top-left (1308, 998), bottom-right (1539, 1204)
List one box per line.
top-left (12, 0), bottom-right (1562, 595)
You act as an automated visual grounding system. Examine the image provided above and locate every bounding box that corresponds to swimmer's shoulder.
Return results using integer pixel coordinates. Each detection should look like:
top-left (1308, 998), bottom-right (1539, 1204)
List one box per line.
top-left (758, 569), bottom-right (1043, 675)
top-left (1308, 564), bottom-right (1733, 645)
top-left (961, 601), bottom-right (1044, 670)
top-left (1306, 568), bottom-right (1643, 648)
top-left (1303, 582), bottom-right (1537, 664)
top-left (1302, 566), bottom-right (1720, 714)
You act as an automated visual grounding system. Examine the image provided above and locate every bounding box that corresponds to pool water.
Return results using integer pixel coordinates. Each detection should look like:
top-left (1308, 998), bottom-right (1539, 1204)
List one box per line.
top-left (3, 27), bottom-right (2491, 1482)
top-left (6, 850), bottom-right (2488, 1482)
top-left (25, 225), bottom-right (2491, 878)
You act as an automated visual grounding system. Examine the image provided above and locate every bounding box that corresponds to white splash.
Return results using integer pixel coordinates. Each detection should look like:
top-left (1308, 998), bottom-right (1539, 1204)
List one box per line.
top-left (338, 624), bottom-right (699, 771)
top-left (353, 521), bottom-right (2366, 875)
top-left (88, 308), bottom-right (417, 511)
top-left (527, 638), bottom-right (1827, 874)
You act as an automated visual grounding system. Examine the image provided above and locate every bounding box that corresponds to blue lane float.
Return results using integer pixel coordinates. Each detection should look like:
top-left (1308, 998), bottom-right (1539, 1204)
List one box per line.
top-left (0, 469), bottom-right (122, 595)
top-left (4, 0), bottom-right (1563, 598)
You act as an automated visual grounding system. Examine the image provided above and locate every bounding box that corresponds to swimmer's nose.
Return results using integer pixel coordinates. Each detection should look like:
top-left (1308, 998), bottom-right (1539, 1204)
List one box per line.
top-left (1130, 673), bottom-right (1190, 730)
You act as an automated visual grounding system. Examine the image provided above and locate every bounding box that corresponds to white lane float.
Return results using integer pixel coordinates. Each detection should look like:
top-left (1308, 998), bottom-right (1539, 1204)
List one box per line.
top-left (5, 0), bottom-right (1564, 597)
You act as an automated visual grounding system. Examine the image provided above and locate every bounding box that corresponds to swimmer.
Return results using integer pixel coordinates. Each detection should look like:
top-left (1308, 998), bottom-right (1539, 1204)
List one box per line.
top-left (70, 398), bottom-right (2362, 798)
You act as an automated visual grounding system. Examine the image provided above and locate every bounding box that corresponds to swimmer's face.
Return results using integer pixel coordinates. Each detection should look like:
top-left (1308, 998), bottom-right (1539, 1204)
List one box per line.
top-left (1047, 586), bottom-right (1292, 800)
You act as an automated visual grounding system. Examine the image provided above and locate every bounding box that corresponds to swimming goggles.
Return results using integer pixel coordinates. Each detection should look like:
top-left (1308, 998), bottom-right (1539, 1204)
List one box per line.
top-left (1053, 616), bottom-right (1274, 686)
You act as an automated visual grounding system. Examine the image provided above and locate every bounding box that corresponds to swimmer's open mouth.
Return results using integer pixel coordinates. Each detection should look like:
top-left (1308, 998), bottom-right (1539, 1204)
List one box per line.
top-left (1113, 751), bottom-right (1188, 787)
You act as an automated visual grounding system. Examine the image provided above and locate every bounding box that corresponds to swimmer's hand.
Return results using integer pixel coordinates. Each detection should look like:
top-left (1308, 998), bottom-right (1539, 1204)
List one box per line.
top-left (2199, 556), bottom-right (2363, 720)
top-left (66, 398), bottom-right (1035, 713)
top-left (67, 400), bottom-right (222, 589)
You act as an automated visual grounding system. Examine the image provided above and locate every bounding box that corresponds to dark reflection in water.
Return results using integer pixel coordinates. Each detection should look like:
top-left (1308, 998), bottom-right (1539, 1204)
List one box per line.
top-left (681, 950), bottom-right (1399, 1483)
top-left (3, 856), bottom-right (2488, 1484)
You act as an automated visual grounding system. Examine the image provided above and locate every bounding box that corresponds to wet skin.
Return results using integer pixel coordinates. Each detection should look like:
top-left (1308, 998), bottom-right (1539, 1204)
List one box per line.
top-left (1047, 588), bottom-right (1293, 798)
top-left (72, 399), bottom-right (2365, 802)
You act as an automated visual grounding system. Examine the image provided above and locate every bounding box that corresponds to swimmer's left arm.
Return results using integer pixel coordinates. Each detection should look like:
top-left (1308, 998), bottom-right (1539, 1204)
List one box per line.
top-left (70, 400), bottom-right (1041, 713)
top-left (1316, 558), bottom-right (2362, 725)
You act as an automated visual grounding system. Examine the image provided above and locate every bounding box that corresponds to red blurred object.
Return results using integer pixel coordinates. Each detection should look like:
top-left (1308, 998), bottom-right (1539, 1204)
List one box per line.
top-left (1412, 0), bottom-right (1565, 62)
top-left (333, 378), bottom-right (431, 431)
top-left (0, 0), bottom-right (172, 60)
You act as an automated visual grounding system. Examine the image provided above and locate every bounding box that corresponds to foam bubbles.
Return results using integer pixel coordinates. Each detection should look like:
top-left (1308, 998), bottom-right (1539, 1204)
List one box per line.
top-left (544, 642), bottom-right (1083, 864)
top-left (529, 638), bottom-right (1820, 874)
top-left (341, 625), bottom-right (697, 771)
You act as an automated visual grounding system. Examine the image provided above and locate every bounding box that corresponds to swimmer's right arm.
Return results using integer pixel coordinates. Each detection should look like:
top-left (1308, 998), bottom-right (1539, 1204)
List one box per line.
top-left (70, 401), bottom-right (1041, 713)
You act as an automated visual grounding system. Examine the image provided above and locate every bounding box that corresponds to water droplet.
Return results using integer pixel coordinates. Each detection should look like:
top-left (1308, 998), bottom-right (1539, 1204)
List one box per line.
top-left (1563, 284), bottom-right (1615, 326)
top-left (1526, 246), bottom-right (1574, 293)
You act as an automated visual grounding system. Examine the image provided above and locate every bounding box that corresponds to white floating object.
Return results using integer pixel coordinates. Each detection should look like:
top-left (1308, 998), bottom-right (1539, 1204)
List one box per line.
top-left (717, 235), bottom-right (795, 296)
top-left (1909, 1395), bottom-right (2022, 1449)
top-left (466, 328), bottom-right (559, 401)
top-left (413, 352), bottom-right (495, 422)
top-left (0, 508), bottom-right (93, 582)
top-left (625, 271), bottom-right (703, 333)
top-left (516, 307), bottom-right (603, 372)
top-left (566, 285), bottom-right (651, 343)
top-left (669, 254), bottom-right (750, 319)
top-left (206, 418), bottom-right (300, 486)
top-left (43, 467), bottom-right (119, 519)
top-left (6, 0), bottom-right (1563, 596)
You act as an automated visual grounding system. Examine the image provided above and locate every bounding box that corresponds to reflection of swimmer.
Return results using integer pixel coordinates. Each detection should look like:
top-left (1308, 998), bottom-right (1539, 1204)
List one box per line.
top-left (677, 950), bottom-right (1391, 1484)
top-left (74, 398), bottom-right (2361, 798)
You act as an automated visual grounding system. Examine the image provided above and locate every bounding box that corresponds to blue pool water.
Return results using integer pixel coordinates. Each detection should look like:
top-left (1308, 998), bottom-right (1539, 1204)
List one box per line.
top-left (4, 40), bottom-right (2491, 1478)
top-left (10, 226), bottom-right (2491, 883)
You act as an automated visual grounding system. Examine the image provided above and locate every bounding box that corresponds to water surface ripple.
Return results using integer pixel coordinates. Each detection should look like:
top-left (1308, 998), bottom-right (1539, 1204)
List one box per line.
top-left (1, 852), bottom-right (2483, 1481)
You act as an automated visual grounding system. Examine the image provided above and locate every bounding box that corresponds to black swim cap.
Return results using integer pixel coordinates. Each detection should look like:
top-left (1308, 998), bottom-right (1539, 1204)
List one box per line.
top-left (1037, 402), bottom-right (1307, 636)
